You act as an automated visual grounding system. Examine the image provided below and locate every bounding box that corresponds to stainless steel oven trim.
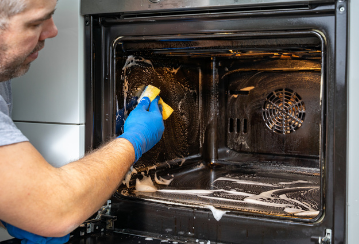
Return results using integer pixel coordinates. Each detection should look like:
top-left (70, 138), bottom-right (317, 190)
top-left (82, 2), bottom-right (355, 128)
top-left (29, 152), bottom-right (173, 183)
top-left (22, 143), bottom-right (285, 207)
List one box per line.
top-left (81, 0), bottom-right (334, 15)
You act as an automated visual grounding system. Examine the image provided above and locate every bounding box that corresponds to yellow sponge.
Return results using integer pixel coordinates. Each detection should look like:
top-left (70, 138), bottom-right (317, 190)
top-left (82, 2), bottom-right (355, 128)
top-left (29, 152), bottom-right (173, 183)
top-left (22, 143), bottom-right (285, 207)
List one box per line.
top-left (137, 85), bottom-right (160, 102)
top-left (138, 85), bottom-right (173, 120)
top-left (158, 98), bottom-right (174, 120)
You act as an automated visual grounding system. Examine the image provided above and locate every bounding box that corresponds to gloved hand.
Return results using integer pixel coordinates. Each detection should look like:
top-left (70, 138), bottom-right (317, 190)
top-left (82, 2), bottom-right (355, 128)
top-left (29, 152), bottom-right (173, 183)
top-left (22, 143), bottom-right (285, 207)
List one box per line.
top-left (115, 96), bottom-right (138, 135)
top-left (118, 96), bottom-right (164, 162)
top-left (1, 221), bottom-right (70, 244)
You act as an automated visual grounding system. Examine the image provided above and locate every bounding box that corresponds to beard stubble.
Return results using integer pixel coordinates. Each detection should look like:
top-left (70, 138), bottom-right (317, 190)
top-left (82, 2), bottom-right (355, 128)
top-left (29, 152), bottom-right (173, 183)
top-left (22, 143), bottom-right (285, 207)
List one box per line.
top-left (0, 41), bottom-right (45, 82)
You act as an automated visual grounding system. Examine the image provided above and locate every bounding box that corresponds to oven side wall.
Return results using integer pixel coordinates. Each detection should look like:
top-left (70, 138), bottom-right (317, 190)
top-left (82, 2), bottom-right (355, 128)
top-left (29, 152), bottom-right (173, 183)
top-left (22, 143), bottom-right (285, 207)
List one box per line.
top-left (347, 0), bottom-right (359, 243)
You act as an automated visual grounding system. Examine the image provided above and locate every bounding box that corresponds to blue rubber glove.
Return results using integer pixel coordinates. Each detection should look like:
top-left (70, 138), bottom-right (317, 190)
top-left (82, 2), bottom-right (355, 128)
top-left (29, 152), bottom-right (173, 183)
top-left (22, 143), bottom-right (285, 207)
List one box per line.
top-left (115, 96), bottom-right (139, 135)
top-left (1, 221), bottom-right (70, 244)
top-left (118, 96), bottom-right (164, 162)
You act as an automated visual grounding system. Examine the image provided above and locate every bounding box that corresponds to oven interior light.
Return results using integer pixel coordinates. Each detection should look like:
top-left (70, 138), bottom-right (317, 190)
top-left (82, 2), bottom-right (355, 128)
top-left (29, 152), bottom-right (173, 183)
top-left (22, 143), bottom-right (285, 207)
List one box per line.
top-left (240, 86), bottom-right (255, 91)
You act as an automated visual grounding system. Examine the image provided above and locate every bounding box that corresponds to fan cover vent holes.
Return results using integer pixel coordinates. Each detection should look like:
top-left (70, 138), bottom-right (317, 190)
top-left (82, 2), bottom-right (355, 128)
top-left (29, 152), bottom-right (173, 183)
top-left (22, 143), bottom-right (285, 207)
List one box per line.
top-left (262, 88), bottom-right (305, 134)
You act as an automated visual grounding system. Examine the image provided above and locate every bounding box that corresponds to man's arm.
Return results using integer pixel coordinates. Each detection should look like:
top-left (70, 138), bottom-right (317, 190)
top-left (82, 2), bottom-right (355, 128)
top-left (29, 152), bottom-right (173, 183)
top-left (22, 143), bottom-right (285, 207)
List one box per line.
top-left (0, 138), bottom-right (134, 237)
top-left (0, 97), bottom-right (164, 238)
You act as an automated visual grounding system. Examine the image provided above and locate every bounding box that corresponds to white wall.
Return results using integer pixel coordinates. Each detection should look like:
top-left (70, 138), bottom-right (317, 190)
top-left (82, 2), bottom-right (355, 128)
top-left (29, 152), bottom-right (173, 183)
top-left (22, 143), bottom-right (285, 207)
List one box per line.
top-left (12, 0), bottom-right (84, 124)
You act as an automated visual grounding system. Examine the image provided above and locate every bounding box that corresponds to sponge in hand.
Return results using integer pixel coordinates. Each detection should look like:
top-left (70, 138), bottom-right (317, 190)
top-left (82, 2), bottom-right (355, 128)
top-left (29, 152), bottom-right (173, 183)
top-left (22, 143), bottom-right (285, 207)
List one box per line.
top-left (138, 85), bottom-right (173, 120)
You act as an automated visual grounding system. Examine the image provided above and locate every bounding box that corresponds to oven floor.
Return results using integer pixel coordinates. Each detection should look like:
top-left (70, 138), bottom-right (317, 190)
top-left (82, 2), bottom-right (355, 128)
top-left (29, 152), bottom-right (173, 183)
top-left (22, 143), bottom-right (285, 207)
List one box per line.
top-left (117, 157), bottom-right (321, 220)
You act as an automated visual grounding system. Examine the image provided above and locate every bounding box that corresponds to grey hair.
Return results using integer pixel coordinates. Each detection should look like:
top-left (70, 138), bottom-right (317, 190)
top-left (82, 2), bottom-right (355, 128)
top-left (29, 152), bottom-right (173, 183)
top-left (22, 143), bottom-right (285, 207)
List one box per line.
top-left (0, 0), bottom-right (27, 29)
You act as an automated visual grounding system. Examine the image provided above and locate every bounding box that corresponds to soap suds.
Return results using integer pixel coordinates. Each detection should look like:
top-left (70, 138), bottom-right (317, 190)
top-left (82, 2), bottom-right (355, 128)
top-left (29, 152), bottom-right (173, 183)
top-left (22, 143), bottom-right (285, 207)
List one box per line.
top-left (283, 208), bottom-right (303, 214)
top-left (179, 159), bottom-right (186, 167)
top-left (294, 210), bottom-right (320, 217)
top-left (122, 166), bottom-right (138, 188)
top-left (156, 181), bottom-right (319, 218)
top-left (195, 163), bottom-right (205, 169)
top-left (206, 205), bottom-right (228, 221)
top-left (146, 165), bottom-right (157, 174)
top-left (136, 175), bottom-right (157, 192)
top-left (214, 177), bottom-right (274, 187)
top-left (120, 56), bottom-right (154, 123)
top-left (155, 173), bottom-right (174, 186)
top-left (278, 180), bottom-right (309, 185)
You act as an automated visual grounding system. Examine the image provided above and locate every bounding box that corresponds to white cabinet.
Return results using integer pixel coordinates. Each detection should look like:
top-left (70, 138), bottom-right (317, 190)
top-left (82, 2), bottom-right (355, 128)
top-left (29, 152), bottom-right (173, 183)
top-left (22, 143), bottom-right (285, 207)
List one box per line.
top-left (11, 0), bottom-right (85, 167)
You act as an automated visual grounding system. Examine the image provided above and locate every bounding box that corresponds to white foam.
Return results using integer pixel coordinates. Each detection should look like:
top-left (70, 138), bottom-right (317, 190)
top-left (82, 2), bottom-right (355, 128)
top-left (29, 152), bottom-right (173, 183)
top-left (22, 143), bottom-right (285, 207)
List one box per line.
top-left (179, 158), bottom-right (186, 167)
top-left (206, 205), bottom-right (228, 221)
top-left (146, 165), bottom-right (157, 174)
top-left (122, 166), bottom-right (138, 188)
top-left (158, 189), bottom-right (215, 194)
top-left (278, 180), bottom-right (309, 185)
top-left (135, 175), bottom-right (157, 192)
top-left (166, 161), bottom-right (171, 168)
top-left (154, 173), bottom-right (174, 186)
top-left (195, 163), bottom-right (205, 169)
top-left (168, 66), bottom-right (181, 74)
top-left (245, 187), bottom-right (319, 209)
top-left (284, 208), bottom-right (304, 214)
top-left (213, 177), bottom-right (274, 187)
top-left (157, 186), bottom-right (318, 213)
top-left (121, 56), bottom-right (155, 119)
top-left (294, 210), bottom-right (320, 217)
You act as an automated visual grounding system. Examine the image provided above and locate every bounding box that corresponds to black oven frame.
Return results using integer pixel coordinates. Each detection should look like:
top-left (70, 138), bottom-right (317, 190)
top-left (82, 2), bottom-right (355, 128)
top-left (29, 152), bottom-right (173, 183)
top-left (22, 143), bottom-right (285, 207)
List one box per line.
top-left (83, 1), bottom-right (348, 243)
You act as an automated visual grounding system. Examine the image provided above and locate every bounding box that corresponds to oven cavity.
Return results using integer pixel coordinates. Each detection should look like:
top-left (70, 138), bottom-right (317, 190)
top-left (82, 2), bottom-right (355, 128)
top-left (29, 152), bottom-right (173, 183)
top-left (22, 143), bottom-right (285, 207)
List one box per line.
top-left (113, 32), bottom-right (324, 221)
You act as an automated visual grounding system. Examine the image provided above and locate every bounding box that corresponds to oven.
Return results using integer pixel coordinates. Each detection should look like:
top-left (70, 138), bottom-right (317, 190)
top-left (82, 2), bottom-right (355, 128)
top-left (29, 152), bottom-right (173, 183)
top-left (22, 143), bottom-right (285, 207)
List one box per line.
top-left (77, 0), bottom-right (348, 243)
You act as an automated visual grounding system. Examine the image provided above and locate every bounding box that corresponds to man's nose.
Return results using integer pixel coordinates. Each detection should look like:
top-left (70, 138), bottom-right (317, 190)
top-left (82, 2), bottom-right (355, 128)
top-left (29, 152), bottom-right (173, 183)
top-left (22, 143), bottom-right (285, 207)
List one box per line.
top-left (39, 17), bottom-right (58, 41)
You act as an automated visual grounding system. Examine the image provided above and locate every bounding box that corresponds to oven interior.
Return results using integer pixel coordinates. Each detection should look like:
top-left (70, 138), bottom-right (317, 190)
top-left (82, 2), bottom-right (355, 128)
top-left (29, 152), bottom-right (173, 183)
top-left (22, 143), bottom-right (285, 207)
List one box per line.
top-left (114, 32), bottom-right (323, 222)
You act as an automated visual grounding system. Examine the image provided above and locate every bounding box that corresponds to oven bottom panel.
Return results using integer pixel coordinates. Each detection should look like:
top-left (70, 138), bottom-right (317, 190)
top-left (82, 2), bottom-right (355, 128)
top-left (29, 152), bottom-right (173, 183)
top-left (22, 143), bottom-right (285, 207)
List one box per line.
top-left (116, 154), bottom-right (320, 220)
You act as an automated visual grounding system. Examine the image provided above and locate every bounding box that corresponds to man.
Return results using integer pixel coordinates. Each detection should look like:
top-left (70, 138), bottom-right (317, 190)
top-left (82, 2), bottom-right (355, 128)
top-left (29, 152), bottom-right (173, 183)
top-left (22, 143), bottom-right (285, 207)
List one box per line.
top-left (0, 0), bottom-right (164, 241)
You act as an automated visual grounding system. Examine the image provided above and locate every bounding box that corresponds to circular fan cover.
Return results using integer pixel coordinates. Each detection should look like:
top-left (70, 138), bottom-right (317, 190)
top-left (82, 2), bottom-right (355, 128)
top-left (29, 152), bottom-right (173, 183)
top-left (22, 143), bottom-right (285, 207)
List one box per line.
top-left (262, 88), bottom-right (305, 134)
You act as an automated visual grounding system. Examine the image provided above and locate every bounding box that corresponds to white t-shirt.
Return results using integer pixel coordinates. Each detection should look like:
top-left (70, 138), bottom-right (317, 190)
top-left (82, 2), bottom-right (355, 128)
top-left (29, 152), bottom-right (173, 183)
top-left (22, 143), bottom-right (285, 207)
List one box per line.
top-left (0, 80), bottom-right (28, 146)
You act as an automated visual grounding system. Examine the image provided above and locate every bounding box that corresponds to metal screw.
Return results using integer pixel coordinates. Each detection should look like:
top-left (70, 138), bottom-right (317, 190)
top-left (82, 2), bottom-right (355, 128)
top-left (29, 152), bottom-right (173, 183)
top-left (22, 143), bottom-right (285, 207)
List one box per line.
top-left (339, 6), bottom-right (345, 12)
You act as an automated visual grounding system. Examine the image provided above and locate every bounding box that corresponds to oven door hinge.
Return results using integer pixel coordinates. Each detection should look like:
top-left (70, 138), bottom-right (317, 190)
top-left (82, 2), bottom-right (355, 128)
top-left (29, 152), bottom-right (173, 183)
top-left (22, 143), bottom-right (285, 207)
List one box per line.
top-left (311, 229), bottom-right (332, 244)
top-left (74, 200), bottom-right (117, 237)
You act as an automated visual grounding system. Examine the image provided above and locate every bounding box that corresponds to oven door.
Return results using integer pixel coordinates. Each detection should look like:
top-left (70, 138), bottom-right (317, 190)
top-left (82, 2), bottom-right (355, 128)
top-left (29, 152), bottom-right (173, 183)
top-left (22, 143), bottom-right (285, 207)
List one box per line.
top-left (82, 2), bottom-right (347, 243)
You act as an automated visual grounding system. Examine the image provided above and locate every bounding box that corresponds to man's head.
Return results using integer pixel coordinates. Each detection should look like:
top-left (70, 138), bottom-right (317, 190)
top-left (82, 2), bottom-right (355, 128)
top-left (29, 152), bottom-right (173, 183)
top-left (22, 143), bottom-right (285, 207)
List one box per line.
top-left (0, 0), bottom-right (58, 82)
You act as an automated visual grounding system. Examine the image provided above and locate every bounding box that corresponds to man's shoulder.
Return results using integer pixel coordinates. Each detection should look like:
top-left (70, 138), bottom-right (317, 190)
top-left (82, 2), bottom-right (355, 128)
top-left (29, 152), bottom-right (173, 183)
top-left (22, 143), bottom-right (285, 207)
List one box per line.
top-left (0, 80), bottom-right (12, 115)
top-left (0, 81), bottom-right (28, 146)
top-left (0, 93), bottom-right (10, 117)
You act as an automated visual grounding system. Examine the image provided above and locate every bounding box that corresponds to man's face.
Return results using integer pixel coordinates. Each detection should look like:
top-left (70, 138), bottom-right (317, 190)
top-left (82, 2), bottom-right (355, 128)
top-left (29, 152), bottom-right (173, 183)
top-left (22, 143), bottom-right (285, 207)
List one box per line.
top-left (0, 0), bottom-right (58, 82)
